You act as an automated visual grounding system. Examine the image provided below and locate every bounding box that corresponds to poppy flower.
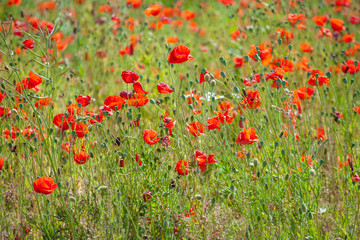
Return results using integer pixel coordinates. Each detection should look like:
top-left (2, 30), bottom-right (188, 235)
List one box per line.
top-left (270, 58), bottom-right (294, 72)
top-left (0, 158), bottom-right (3, 170)
top-left (218, 0), bottom-right (235, 5)
top-left (121, 70), bottom-right (139, 83)
top-left (165, 120), bottom-right (176, 135)
top-left (247, 42), bottom-right (272, 66)
top-left (207, 117), bottom-right (221, 131)
top-left (135, 154), bottom-right (142, 166)
top-left (276, 28), bottom-right (294, 44)
top-left (85, 110), bottom-right (104, 124)
top-left (74, 150), bottom-right (89, 164)
top-left (33, 177), bottom-right (57, 195)
top-left (0, 92), bottom-right (3, 103)
top-left (243, 74), bottom-right (261, 86)
top-left (199, 70), bottom-right (210, 84)
top-left (23, 39), bottom-right (34, 50)
top-left (75, 94), bottom-right (91, 107)
top-left (166, 36), bottom-right (179, 44)
top-left (241, 89), bottom-right (261, 109)
top-left (233, 57), bottom-right (244, 68)
top-left (349, 15), bottom-right (360, 25)
top-left (133, 82), bottom-right (148, 94)
top-left (71, 122), bottom-right (89, 138)
top-left (312, 16), bottom-right (328, 26)
top-left (236, 128), bottom-right (259, 145)
top-left (35, 97), bottom-right (54, 109)
top-left (143, 129), bottom-right (161, 145)
top-left (317, 128), bottom-right (325, 140)
top-left (167, 45), bottom-right (194, 64)
top-left (217, 101), bottom-right (234, 112)
top-left (288, 14), bottom-right (304, 25)
top-left (187, 122), bottom-right (204, 137)
top-left (16, 72), bottom-right (42, 93)
top-left (342, 59), bottom-right (360, 74)
top-left (176, 160), bottom-right (190, 175)
top-left (195, 150), bottom-right (216, 172)
top-left (352, 174), bottom-right (360, 182)
top-left (104, 95), bottom-right (126, 110)
top-left (144, 4), bottom-right (162, 16)
top-left (299, 43), bottom-right (313, 53)
top-left (127, 0), bottom-right (142, 8)
top-left (293, 87), bottom-right (315, 100)
top-left (99, 105), bottom-right (113, 116)
top-left (330, 18), bottom-right (345, 32)
top-left (162, 136), bottom-right (170, 147)
top-left (353, 106), bottom-right (360, 114)
top-left (143, 190), bottom-right (152, 202)
top-left (53, 113), bottom-right (75, 131)
top-left (307, 75), bottom-right (329, 87)
top-left (67, 103), bottom-right (82, 115)
top-left (7, 0), bottom-right (22, 6)
top-left (181, 10), bottom-right (196, 20)
top-left (157, 82), bottom-right (173, 94)
top-left (126, 93), bottom-right (149, 107)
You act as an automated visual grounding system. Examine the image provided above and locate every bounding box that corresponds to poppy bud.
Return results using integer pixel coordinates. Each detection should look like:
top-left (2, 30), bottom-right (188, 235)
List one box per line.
top-left (209, 79), bottom-right (216, 87)
top-left (204, 73), bottom-right (210, 82)
top-left (253, 158), bottom-right (259, 168)
top-left (309, 168), bottom-right (316, 176)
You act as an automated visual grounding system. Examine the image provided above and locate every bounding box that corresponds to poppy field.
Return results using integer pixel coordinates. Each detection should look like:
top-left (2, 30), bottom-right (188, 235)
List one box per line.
top-left (1, 0), bottom-right (360, 239)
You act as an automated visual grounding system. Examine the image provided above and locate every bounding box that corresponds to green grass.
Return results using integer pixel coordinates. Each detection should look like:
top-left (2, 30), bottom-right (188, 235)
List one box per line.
top-left (0, 0), bottom-right (360, 239)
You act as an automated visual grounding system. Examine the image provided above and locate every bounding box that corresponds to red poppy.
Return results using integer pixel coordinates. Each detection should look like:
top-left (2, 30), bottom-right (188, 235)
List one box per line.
top-left (165, 120), bottom-right (176, 135)
top-left (144, 4), bottom-right (162, 16)
top-left (241, 89), bottom-right (261, 109)
top-left (342, 59), bottom-right (360, 74)
top-left (317, 128), bottom-right (325, 140)
top-left (67, 103), bottom-right (82, 115)
top-left (157, 82), bottom-right (173, 94)
top-left (127, 0), bottom-right (142, 8)
top-left (181, 10), bottom-right (196, 20)
top-left (195, 150), bottom-right (216, 171)
top-left (85, 110), bottom-right (105, 124)
top-left (167, 45), bottom-right (194, 64)
top-left (143, 129), bottom-right (161, 145)
top-left (16, 72), bottom-right (43, 93)
top-left (187, 122), bottom-right (204, 137)
top-left (233, 57), bottom-right (244, 68)
top-left (126, 93), bottom-right (149, 107)
top-left (307, 75), bottom-right (329, 87)
top-left (247, 42), bottom-right (272, 66)
top-left (330, 18), bottom-right (345, 32)
top-left (104, 95), bottom-right (126, 110)
top-left (199, 70), bottom-right (210, 84)
top-left (352, 174), bottom-right (360, 182)
top-left (133, 82), bottom-right (148, 94)
top-left (121, 70), bottom-right (139, 84)
top-left (236, 128), bottom-right (259, 145)
top-left (166, 36), bottom-right (179, 44)
top-left (312, 16), bottom-right (328, 26)
top-left (293, 87), bottom-right (315, 100)
top-left (207, 117), bottom-right (221, 131)
top-left (7, 0), bottom-right (22, 6)
top-left (0, 92), bottom-right (3, 103)
top-left (23, 39), bottom-right (34, 50)
top-left (143, 190), bottom-right (152, 202)
top-left (349, 15), bottom-right (360, 25)
top-left (135, 154), bottom-right (142, 166)
top-left (162, 136), bottom-right (170, 147)
top-left (33, 177), bottom-right (57, 195)
top-left (0, 158), bottom-right (3, 170)
top-left (53, 113), bottom-right (75, 131)
top-left (353, 106), bottom-right (360, 114)
top-left (74, 150), bottom-right (89, 164)
top-left (71, 122), bottom-right (89, 138)
top-left (75, 94), bottom-right (91, 107)
top-left (35, 97), bottom-right (54, 109)
top-left (299, 43), bottom-right (313, 53)
top-left (99, 105), bottom-right (113, 116)
top-left (176, 160), bottom-right (190, 175)
top-left (288, 14), bottom-right (304, 25)
top-left (270, 58), bottom-right (294, 72)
